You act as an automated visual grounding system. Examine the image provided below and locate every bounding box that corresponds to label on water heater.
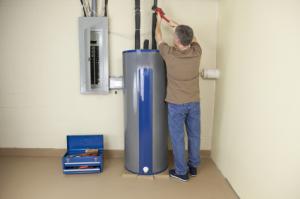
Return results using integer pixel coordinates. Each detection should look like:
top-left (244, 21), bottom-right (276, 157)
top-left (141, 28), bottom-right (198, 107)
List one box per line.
top-left (143, 167), bottom-right (149, 173)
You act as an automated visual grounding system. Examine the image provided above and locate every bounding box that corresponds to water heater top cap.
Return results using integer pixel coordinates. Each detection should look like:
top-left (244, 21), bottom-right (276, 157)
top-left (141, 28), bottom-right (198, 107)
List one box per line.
top-left (123, 49), bottom-right (160, 54)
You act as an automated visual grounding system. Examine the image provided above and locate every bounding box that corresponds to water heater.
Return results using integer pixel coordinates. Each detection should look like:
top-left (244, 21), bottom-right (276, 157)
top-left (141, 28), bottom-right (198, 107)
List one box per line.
top-left (123, 50), bottom-right (168, 175)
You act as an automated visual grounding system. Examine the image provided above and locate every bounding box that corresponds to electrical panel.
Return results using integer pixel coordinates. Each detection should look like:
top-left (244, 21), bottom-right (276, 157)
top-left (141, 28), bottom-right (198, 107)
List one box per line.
top-left (79, 17), bottom-right (109, 94)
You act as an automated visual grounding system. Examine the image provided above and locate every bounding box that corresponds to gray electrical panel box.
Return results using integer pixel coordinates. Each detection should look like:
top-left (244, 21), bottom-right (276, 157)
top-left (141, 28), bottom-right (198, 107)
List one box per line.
top-left (79, 17), bottom-right (109, 94)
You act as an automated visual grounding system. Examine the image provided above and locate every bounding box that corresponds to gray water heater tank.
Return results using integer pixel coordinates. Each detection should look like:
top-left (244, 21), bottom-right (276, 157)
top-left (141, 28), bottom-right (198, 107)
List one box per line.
top-left (123, 50), bottom-right (168, 175)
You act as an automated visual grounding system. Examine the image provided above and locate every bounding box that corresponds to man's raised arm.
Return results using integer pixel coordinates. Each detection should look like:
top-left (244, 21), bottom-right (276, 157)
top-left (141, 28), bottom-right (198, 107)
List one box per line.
top-left (155, 15), bottom-right (163, 45)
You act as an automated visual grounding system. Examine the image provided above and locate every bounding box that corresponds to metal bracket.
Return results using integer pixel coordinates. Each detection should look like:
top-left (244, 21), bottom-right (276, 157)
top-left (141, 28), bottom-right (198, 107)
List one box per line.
top-left (109, 76), bottom-right (123, 90)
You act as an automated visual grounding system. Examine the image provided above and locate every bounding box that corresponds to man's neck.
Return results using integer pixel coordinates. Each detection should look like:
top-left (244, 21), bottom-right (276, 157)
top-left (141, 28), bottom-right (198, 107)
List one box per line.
top-left (176, 44), bottom-right (190, 51)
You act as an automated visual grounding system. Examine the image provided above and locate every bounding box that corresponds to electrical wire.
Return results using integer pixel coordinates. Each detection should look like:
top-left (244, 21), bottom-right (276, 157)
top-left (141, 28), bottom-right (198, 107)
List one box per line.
top-left (80, 0), bottom-right (87, 16)
top-left (81, 0), bottom-right (91, 17)
top-left (152, 0), bottom-right (158, 49)
top-left (104, 0), bottom-right (108, 17)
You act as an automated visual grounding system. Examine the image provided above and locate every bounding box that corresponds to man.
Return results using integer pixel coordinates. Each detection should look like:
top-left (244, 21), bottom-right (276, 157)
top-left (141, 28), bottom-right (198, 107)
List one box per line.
top-left (155, 15), bottom-right (202, 182)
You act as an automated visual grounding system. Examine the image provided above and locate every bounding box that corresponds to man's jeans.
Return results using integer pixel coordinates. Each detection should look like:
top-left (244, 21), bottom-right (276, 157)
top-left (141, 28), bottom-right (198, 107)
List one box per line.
top-left (168, 102), bottom-right (201, 175)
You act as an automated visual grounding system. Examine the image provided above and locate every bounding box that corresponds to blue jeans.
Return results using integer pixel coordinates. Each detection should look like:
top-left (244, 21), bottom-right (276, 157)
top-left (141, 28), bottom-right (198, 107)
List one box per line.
top-left (168, 102), bottom-right (201, 175)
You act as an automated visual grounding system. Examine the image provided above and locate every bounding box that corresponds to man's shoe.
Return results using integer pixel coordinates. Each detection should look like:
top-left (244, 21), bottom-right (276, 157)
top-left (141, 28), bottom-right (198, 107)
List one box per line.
top-left (189, 166), bottom-right (197, 177)
top-left (169, 169), bottom-right (189, 182)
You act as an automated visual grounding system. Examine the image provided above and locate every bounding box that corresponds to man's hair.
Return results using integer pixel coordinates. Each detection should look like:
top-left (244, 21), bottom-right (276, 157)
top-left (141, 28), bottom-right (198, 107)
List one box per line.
top-left (175, 25), bottom-right (194, 46)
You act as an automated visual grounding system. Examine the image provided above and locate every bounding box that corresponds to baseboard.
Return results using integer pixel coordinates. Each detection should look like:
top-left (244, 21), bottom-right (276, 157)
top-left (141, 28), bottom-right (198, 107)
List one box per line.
top-left (168, 150), bottom-right (211, 158)
top-left (0, 148), bottom-right (124, 159)
top-left (0, 148), bottom-right (65, 157)
top-left (0, 148), bottom-right (210, 159)
top-left (225, 178), bottom-right (240, 199)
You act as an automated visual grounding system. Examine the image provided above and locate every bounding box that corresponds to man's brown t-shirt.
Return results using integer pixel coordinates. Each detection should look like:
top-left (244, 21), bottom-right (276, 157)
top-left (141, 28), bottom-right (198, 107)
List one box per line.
top-left (159, 42), bottom-right (202, 104)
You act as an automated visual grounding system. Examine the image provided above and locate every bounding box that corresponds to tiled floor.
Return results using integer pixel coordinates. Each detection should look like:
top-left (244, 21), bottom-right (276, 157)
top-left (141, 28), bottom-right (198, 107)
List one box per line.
top-left (0, 157), bottom-right (238, 199)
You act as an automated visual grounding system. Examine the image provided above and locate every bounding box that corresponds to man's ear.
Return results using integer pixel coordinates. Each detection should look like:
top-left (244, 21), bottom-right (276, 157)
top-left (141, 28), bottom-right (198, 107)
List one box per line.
top-left (175, 37), bottom-right (181, 45)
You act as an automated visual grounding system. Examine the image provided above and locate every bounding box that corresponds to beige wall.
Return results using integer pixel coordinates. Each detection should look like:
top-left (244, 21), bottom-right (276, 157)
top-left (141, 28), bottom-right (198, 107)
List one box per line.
top-left (212, 0), bottom-right (300, 198)
top-left (0, 0), bottom-right (218, 149)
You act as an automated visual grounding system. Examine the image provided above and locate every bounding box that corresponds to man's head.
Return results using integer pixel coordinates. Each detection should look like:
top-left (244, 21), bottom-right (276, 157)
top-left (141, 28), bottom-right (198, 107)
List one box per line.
top-left (174, 25), bottom-right (194, 48)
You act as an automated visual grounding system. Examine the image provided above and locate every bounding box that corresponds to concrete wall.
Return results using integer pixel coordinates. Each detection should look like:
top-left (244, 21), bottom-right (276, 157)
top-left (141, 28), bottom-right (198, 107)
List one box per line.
top-left (212, 0), bottom-right (300, 198)
top-left (0, 0), bottom-right (218, 149)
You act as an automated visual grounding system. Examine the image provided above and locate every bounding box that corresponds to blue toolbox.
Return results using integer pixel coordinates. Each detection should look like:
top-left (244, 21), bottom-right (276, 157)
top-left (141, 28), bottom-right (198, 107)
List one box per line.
top-left (62, 135), bottom-right (104, 174)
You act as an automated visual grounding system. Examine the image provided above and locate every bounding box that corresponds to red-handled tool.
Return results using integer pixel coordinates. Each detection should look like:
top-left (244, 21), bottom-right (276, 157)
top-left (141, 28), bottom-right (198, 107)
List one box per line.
top-left (153, 7), bottom-right (170, 23)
